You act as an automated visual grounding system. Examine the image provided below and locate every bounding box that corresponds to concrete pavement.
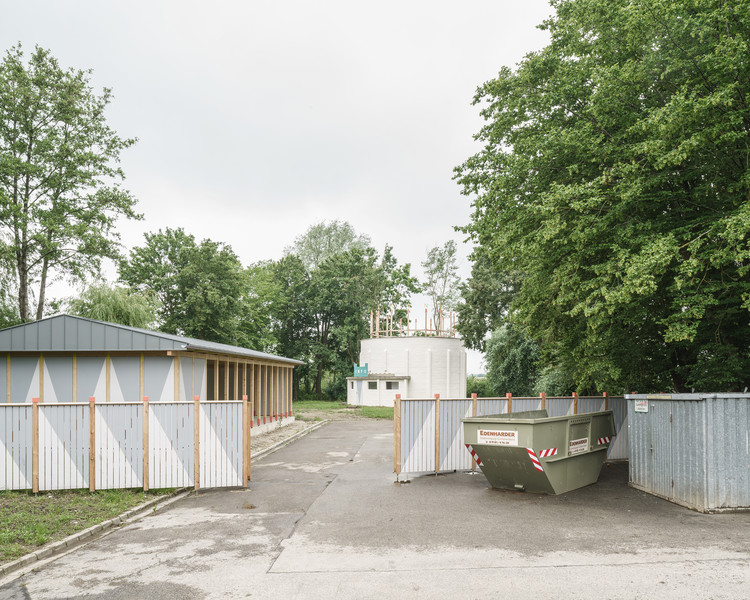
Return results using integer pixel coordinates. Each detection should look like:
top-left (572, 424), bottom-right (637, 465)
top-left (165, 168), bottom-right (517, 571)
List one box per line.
top-left (1, 419), bottom-right (748, 599)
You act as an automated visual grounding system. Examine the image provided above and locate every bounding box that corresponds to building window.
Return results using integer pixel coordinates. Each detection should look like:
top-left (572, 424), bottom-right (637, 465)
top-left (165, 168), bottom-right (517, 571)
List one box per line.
top-left (386, 381), bottom-right (399, 390)
top-left (368, 381), bottom-right (377, 390)
top-left (351, 382), bottom-right (354, 389)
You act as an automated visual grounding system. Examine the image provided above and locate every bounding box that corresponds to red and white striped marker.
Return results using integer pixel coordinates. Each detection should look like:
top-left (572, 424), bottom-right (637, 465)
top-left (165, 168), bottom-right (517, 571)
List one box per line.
top-left (539, 447), bottom-right (558, 457)
top-left (527, 448), bottom-right (544, 472)
top-left (597, 437), bottom-right (612, 445)
top-left (465, 444), bottom-right (483, 466)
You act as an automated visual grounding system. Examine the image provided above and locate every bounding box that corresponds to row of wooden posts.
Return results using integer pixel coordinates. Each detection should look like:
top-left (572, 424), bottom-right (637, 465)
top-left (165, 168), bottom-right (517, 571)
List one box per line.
top-left (26, 394), bottom-right (256, 494)
top-left (393, 391), bottom-right (612, 475)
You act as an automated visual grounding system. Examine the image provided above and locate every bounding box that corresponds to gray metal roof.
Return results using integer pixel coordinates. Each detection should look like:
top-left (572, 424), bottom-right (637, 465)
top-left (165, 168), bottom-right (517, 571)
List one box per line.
top-left (0, 314), bottom-right (304, 365)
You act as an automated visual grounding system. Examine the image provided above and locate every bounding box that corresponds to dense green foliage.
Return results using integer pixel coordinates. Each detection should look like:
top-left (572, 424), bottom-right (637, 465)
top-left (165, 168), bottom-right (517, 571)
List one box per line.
top-left (456, 0), bottom-right (750, 392)
top-left (119, 228), bottom-right (249, 344)
top-left (65, 283), bottom-right (159, 329)
top-left (484, 325), bottom-right (541, 397)
top-left (0, 45), bottom-right (139, 322)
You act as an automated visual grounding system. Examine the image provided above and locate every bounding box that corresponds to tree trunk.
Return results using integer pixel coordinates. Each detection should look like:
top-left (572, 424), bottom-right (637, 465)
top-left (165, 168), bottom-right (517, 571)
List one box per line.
top-left (36, 255), bottom-right (49, 321)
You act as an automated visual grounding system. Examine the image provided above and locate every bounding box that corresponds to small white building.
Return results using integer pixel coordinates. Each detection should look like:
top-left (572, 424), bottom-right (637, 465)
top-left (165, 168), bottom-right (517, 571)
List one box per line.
top-left (347, 336), bottom-right (467, 406)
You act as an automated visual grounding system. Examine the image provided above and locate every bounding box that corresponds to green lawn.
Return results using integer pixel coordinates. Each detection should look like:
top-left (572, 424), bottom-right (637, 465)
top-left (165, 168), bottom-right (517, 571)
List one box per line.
top-left (294, 400), bottom-right (393, 421)
top-left (0, 488), bottom-right (172, 564)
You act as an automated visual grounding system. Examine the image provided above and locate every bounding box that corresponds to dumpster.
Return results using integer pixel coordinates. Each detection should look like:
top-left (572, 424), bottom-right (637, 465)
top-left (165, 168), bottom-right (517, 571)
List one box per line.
top-left (462, 410), bottom-right (616, 495)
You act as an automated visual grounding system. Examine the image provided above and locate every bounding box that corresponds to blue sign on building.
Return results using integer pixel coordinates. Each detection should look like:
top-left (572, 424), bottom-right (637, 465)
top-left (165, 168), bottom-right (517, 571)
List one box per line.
top-left (353, 363), bottom-right (368, 377)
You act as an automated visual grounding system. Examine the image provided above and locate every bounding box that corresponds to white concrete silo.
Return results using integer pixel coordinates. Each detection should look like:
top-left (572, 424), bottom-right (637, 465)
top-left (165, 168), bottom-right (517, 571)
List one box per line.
top-left (347, 336), bottom-right (467, 406)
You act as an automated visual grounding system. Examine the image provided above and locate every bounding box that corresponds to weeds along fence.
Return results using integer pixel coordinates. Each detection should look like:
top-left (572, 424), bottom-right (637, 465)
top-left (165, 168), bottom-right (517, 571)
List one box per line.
top-left (393, 393), bottom-right (628, 476)
top-left (1, 396), bottom-right (251, 492)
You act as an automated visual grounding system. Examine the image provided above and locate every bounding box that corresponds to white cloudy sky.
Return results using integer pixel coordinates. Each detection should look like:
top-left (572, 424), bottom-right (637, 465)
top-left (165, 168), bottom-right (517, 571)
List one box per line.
top-left (2, 1), bottom-right (553, 371)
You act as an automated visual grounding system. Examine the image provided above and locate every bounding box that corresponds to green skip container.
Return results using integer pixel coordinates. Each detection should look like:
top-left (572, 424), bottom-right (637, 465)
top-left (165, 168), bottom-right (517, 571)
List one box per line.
top-left (462, 410), bottom-right (616, 495)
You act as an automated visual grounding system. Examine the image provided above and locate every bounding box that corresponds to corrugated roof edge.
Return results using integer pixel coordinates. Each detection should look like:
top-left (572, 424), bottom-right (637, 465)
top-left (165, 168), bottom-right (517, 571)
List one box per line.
top-left (0, 314), bottom-right (305, 365)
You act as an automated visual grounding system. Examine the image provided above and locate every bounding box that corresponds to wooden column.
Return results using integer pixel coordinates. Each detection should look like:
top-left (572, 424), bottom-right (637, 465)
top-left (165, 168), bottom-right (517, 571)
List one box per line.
top-left (213, 359), bottom-right (219, 401)
top-left (573, 391), bottom-right (579, 414)
top-left (263, 366), bottom-right (268, 424)
top-left (174, 355), bottom-right (180, 401)
top-left (540, 392), bottom-right (546, 412)
top-left (393, 394), bottom-right (401, 476)
top-left (224, 360), bottom-right (229, 400)
top-left (434, 394), bottom-right (440, 474)
top-left (89, 397), bottom-right (96, 491)
top-left (143, 396), bottom-right (150, 491)
top-left (471, 393), bottom-right (477, 471)
top-left (39, 355), bottom-right (44, 403)
top-left (72, 355), bottom-right (77, 403)
top-left (506, 392), bottom-right (513, 414)
top-left (105, 354), bottom-right (110, 402)
top-left (233, 361), bottom-right (239, 401)
top-left (604, 391), bottom-right (609, 411)
top-left (32, 397), bottom-right (39, 493)
top-left (194, 395), bottom-right (200, 490)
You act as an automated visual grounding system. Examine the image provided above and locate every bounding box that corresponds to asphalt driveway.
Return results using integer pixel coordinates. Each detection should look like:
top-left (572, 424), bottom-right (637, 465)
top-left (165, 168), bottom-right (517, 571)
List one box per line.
top-left (1, 419), bottom-right (748, 599)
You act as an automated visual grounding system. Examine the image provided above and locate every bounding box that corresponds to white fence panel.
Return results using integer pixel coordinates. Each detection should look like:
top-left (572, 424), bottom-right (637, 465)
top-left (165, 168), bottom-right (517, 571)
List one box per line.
top-left (95, 403), bottom-right (143, 490)
top-left (513, 397), bottom-right (543, 413)
top-left (0, 405), bottom-right (32, 490)
top-left (401, 400), bottom-right (436, 474)
top-left (200, 401), bottom-right (243, 488)
top-left (546, 397), bottom-right (574, 417)
top-left (438, 399), bottom-right (473, 471)
top-left (149, 402), bottom-right (195, 489)
top-left (476, 397), bottom-right (508, 417)
top-left (38, 404), bottom-right (89, 491)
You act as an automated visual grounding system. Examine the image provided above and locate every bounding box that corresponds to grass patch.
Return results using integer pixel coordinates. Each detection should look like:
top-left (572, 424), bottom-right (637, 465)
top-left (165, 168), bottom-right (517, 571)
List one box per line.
top-left (358, 406), bottom-right (394, 419)
top-left (0, 488), bottom-right (173, 564)
top-left (294, 400), bottom-right (393, 421)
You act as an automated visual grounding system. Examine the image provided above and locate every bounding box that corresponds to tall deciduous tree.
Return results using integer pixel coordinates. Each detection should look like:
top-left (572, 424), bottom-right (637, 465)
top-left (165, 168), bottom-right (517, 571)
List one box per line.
top-left (421, 240), bottom-right (461, 332)
top-left (119, 228), bottom-right (248, 344)
top-left (456, 0), bottom-right (750, 392)
top-left (285, 220), bottom-right (371, 271)
top-left (0, 45), bottom-right (139, 322)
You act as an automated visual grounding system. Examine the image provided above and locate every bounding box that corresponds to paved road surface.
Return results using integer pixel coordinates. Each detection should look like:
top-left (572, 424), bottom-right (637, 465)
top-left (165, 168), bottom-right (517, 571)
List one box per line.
top-left (1, 420), bottom-right (748, 599)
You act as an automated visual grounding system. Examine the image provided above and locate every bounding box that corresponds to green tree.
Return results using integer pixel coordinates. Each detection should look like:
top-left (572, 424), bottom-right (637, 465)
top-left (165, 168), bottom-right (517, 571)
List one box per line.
top-left (421, 240), bottom-right (461, 332)
top-left (65, 282), bottom-right (159, 329)
top-left (0, 45), bottom-right (139, 322)
top-left (484, 325), bottom-right (540, 397)
top-left (285, 220), bottom-right (371, 271)
top-left (456, 0), bottom-right (750, 392)
top-left (120, 228), bottom-right (248, 344)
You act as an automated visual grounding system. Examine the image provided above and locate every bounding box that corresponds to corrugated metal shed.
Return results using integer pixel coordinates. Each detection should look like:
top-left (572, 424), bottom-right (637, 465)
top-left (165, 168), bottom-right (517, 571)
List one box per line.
top-left (626, 393), bottom-right (750, 512)
top-left (0, 315), bottom-right (303, 365)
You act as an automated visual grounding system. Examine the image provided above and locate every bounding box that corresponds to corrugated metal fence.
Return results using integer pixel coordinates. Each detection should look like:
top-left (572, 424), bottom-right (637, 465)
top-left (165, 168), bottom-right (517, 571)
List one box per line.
top-left (394, 393), bottom-right (627, 476)
top-left (1, 396), bottom-right (249, 492)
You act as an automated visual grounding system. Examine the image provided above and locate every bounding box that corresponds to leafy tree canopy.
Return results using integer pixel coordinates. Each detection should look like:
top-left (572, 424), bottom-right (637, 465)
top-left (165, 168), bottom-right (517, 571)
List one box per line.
top-left (285, 220), bottom-right (371, 272)
top-left (0, 44), bottom-right (139, 322)
top-left (421, 240), bottom-right (461, 331)
top-left (64, 282), bottom-right (159, 329)
top-left (456, 0), bottom-right (750, 392)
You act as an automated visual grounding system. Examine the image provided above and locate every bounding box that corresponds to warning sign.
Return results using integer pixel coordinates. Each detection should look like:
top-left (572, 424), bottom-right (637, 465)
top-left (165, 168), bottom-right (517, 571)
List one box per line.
top-left (569, 437), bottom-right (588, 455)
top-left (477, 429), bottom-right (518, 446)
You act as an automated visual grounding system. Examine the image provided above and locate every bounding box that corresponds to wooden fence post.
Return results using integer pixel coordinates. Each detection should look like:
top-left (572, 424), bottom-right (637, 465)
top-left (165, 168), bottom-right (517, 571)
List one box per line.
top-left (143, 396), bottom-right (149, 491)
top-left (603, 391), bottom-right (609, 411)
top-left (471, 393), bottom-right (477, 471)
top-left (243, 394), bottom-right (250, 485)
top-left (434, 394), bottom-right (440, 474)
top-left (506, 392), bottom-right (512, 414)
top-left (89, 397), bottom-right (96, 492)
top-left (393, 394), bottom-right (401, 476)
top-left (194, 395), bottom-right (200, 490)
top-left (573, 391), bottom-right (579, 414)
top-left (540, 392), bottom-right (546, 412)
top-left (32, 398), bottom-right (39, 493)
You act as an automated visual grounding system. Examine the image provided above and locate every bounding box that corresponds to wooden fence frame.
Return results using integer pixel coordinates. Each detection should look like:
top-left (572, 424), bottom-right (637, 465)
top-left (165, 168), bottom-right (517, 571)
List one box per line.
top-left (394, 392), bottom-right (621, 477)
top-left (2, 395), bottom-right (254, 493)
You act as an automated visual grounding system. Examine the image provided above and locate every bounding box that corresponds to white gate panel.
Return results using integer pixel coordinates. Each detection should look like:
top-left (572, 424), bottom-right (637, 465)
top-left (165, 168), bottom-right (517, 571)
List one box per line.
top-left (95, 404), bottom-right (143, 490)
top-left (149, 402), bottom-right (194, 488)
top-left (438, 399), bottom-right (473, 471)
top-left (400, 400), bottom-right (436, 474)
top-left (38, 404), bottom-right (89, 491)
top-left (200, 401), bottom-right (243, 488)
top-left (0, 405), bottom-right (32, 490)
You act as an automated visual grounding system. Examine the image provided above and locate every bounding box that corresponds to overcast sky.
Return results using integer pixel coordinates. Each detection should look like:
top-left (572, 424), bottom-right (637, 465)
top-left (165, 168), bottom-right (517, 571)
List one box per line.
top-left (2, 1), bottom-right (553, 372)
